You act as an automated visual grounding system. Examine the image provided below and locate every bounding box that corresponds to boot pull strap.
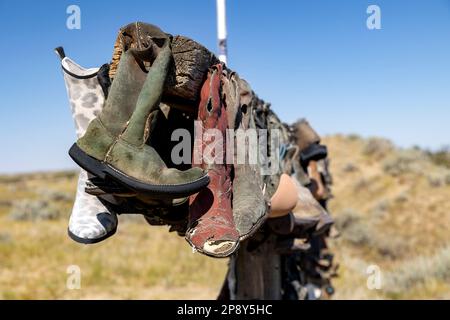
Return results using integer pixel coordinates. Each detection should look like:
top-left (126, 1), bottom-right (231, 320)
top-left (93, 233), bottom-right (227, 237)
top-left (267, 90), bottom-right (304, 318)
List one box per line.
top-left (54, 46), bottom-right (66, 60)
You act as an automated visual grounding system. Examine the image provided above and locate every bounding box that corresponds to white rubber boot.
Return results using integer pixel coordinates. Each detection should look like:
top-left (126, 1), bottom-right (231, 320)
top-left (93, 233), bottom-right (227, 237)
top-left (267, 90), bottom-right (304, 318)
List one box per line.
top-left (56, 47), bottom-right (118, 244)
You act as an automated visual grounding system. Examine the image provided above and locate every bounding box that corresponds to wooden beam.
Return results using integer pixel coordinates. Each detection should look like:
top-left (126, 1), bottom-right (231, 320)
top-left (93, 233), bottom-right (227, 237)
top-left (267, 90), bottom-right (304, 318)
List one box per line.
top-left (166, 35), bottom-right (220, 103)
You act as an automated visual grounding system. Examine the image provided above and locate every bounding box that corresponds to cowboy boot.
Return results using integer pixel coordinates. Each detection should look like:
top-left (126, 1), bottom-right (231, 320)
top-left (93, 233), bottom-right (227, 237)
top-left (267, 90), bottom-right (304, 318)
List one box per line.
top-left (109, 22), bottom-right (162, 81)
top-left (252, 102), bottom-right (299, 219)
top-left (222, 73), bottom-right (269, 240)
top-left (292, 176), bottom-right (334, 236)
top-left (291, 118), bottom-right (321, 151)
top-left (275, 237), bottom-right (311, 255)
top-left (69, 30), bottom-right (209, 197)
top-left (283, 120), bottom-right (334, 235)
top-left (291, 119), bottom-right (327, 168)
top-left (81, 97), bottom-right (190, 230)
top-left (186, 64), bottom-right (239, 258)
top-left (56, 47), bottom-right (118, 244)
top-left (84, 105), bottom-right (191, 235)
top-left (256, 102), bottom-right (293, 203)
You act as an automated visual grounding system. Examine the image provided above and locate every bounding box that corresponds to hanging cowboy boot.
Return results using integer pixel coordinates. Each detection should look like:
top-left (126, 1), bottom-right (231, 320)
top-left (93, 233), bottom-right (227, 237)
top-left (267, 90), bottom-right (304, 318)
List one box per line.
top-left (307, 160), bottom-right (327, 200)
top-left (222, 73), bottom-right (269, 240)
top-left (56, 47), bottom-right (118, 244)
top-left (69, 29), bottom-right (209, 197)
top-left (292, 167), bottom-right (334, 236)
top-left (253, 101), bottom-right (298, 219)
top-left (282, 118), bottom-right (333, 235)
top-left (275, 237), bottom-right (311, 254)
top-left (83, 109), bottom-right (190, 236)
top-left (186, 64), bottom-right (239, 258)
top-left (291, 119), bottom-right (328, 168)
top-left (82, 96), bottom-right (190, 232)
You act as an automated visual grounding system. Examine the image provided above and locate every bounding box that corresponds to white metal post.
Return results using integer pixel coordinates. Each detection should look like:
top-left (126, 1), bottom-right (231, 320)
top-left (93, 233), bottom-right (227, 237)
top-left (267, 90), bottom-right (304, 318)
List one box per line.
top-left (216, 0), bottom-right (228, 64)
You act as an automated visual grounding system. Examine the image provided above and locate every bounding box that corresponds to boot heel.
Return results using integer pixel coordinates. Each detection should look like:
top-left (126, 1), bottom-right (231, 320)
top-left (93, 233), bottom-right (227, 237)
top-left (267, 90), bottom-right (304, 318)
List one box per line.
top-left (313, 214), bottom-right (334, 236)
top-left (69, 143), bottom-right (107, 180)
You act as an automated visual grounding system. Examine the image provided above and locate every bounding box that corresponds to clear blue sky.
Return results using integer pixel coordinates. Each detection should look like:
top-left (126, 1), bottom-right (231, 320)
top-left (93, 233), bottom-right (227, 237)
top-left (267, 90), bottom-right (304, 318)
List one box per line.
top-left (1, 0), bottom-right (449, 173)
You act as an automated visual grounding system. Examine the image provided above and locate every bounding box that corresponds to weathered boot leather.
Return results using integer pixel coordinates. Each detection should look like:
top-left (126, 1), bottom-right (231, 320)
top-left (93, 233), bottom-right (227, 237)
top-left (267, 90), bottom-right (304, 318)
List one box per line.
top-left (275, 237), bottom-right (311, 254)
top-left (186, 64), bottom-right (239, 258)
top-left (223, 73), bottom-right (269, 240)
top-left (69, 30), bottom-right (209, 197)
top-left (269, 174), bottom-right (298, 218)
top-left (292, 178), bottom-right (334, 236)
top-left (292, 118), bottom-right (321, 151)
top-left (267, 213), bottom-right (295, 235)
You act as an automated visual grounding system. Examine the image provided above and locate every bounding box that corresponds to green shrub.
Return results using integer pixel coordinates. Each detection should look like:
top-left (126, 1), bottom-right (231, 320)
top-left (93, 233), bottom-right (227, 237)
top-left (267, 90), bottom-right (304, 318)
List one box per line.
top-left (9, 200), bottom-right (61, 221)
top-left (363, 138), bottom-right (394, 158)
top-left (384, 246), bottom-right (450, 293)
top-left (427, 147), bottom-right (450, 169)
top-left (382, 149), bottom-right (426, 176)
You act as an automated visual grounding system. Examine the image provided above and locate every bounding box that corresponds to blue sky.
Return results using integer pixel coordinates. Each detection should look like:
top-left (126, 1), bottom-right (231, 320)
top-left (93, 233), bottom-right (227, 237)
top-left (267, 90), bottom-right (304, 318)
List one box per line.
top-left (1, 0), bottom-right (449, 173)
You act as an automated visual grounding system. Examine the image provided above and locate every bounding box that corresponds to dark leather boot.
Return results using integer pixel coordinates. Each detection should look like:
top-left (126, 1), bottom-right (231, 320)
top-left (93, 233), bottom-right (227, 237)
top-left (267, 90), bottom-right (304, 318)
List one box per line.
top-left (69, 26), bottom-right (209, 197)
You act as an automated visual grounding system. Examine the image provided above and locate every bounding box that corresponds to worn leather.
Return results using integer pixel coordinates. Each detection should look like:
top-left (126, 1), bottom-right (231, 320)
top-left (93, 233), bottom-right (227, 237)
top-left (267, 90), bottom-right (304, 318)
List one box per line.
top-left (300, 143), bottom-right (328, 167)
top-left (222, 72), bottom-right (269, 239)
top-left (254, 102), bottom-right (291, 200)
top-left (109, 22), bottom-right (170, 79)
top-left (76, 35), bottom-right (206, 188)
top-left (77, 48), bottom-right (149, 159)
top-left (307, 160), bottom-right (326, 201)
top-left (187, 64), bottom-right (239, 257)
top-left (291, 118), bottom-right (321, 152)
top-left (267, 213), bottom-right (295, 235)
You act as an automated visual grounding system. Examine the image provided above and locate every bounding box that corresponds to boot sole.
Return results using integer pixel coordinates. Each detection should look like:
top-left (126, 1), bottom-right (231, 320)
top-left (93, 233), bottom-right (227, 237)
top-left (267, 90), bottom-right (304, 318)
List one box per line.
top-left (67, 227), bottom-right (117, 244)
top-left (85, 177), bottom-right (136, 197)
top-left (69, 143), bottom-right (210, 198)
top-left (292, 214), bottom-right (334, 237)
top-left (185, 208), bottom-right (266, 258)
top-left (275, 239), bottom-right (311, 254)
top-left (238, 206), bottom-right (270, 242)
top-left (313, 214), bottom-right (334, 236)
top-left (293, 216), bottom-right (320, 237)
top-left (184, 235), bottom-right (240, 258)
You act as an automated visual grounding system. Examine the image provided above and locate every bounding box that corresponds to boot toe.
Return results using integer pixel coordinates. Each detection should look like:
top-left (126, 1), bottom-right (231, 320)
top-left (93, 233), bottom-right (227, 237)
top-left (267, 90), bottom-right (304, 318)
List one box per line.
top-left (203, 240), bottom-right (238, 256)
top-left (71, 224), bottom-right (106, 240)
top-left (187, 222), bottom-right (239, 257)
top-left (68, 212), bottom-right (117, 242)
top-left (164, 167), bottom-right (208, 184)
top-left (78, 226), bottom-right (106, 239)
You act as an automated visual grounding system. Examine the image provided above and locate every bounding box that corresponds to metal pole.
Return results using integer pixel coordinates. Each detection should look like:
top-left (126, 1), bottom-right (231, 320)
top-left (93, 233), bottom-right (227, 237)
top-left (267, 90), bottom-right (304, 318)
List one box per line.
top-left (216, 0), bottom-right (228, 64)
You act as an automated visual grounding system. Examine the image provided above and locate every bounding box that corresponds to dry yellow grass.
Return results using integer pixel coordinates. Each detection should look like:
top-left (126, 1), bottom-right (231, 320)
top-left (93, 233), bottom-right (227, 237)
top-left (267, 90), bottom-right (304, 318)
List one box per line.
top-left (1, 135), bottom-right (449, 299)
top-left (324, 135), bottom-right (450, 299)
top-left (0, 172), bottom-right (227, 299)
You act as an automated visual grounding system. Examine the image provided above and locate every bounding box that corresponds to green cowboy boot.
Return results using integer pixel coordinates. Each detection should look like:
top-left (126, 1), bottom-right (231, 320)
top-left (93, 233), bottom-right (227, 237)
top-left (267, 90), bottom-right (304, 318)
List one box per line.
top-left (69, 31), bottom-right (209, 197)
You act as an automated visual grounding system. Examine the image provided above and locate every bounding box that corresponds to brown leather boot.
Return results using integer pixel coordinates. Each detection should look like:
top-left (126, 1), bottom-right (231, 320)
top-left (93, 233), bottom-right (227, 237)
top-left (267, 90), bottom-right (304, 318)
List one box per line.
top-left (186, 64), bottom-right (239, 258)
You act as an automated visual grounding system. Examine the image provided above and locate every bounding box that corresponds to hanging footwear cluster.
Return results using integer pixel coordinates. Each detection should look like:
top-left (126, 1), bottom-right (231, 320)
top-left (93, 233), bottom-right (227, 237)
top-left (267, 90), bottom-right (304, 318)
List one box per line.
top-left (56, 21), bottom-right (339, 299)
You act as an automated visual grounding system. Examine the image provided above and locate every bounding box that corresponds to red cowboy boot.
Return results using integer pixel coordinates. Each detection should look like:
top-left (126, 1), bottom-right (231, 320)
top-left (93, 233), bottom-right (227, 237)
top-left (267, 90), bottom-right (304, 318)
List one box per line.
top-left (186, 64), bottom-right (239, 258)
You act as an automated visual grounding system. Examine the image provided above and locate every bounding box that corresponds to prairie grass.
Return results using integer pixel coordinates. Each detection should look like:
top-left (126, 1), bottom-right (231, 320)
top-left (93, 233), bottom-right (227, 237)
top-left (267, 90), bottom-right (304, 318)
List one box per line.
top-left (324, 135), bottom-right (450, 299)
top-left (1, 135), bottom-right (449, 299)
top-left (0, 173), bottom-right (226, 299)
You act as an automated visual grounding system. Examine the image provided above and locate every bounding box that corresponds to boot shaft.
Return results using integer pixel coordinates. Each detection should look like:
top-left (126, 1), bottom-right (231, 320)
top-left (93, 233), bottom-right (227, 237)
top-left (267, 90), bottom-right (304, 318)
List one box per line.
top-left (292, 118), bottom-right (321, 151)
top-left (97, 50), bottom-right (148, 138)
top-left (121, 40), bottom-right (172, 146)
